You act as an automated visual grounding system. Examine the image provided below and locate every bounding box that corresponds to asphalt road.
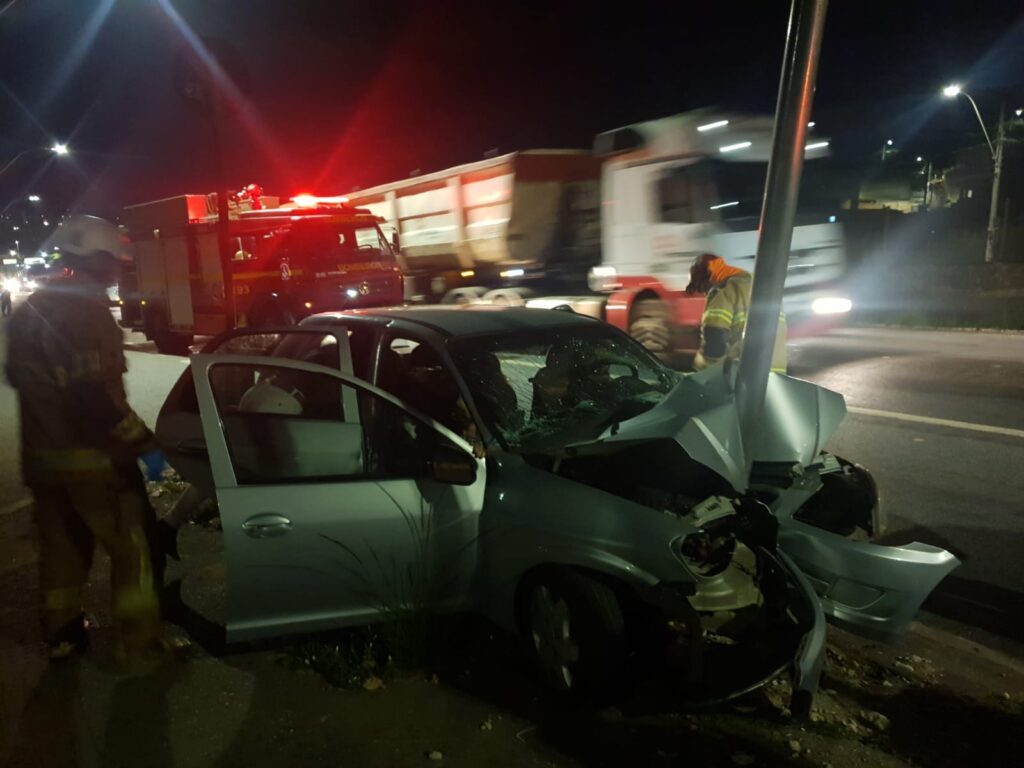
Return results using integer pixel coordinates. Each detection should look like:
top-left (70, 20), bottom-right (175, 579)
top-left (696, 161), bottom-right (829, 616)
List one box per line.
top-left (790, 327), bottom-right (1024, 642)
top-left (1, 302), bottom-right (1022, 641)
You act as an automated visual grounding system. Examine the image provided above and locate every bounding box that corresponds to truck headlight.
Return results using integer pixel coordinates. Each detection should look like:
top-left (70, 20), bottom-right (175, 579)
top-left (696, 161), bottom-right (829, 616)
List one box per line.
top-left (811, 297), bottom-right (852, 315)
top-left (588, 266), bottom-right (620, 292)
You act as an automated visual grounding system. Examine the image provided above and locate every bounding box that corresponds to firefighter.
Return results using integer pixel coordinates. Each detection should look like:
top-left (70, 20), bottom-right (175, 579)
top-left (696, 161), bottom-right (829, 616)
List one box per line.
top-left (687, 253), bottom-right (787, 374)
top-left (5, 215), bottom-right (170, 669)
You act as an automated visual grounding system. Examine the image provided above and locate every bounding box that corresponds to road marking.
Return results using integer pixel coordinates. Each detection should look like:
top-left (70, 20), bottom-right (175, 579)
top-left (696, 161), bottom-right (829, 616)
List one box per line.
top-left (0, 498), bottom-right (32, 518)
top-left (848, 406), bottom-right (1024, 439)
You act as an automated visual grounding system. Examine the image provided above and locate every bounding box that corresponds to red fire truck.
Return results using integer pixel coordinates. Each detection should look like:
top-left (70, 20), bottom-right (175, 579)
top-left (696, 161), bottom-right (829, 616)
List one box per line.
top-left (119, 188), bottom-right (403, 353)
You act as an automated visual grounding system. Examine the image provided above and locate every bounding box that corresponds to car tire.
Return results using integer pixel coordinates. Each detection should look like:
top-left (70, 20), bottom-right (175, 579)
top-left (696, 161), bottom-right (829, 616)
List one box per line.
top-left (525, 569), bottom-right (629, 699)
top-left (629, 298), bottom-right (671, 358)
top-left (154, 331), bottom-right (194, 356)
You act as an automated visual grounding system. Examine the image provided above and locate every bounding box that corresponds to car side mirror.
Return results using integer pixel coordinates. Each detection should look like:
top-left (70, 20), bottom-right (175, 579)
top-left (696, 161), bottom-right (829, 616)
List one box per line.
top-left (431, 443), bottom-right (477, 485)
top-left (391, 232), bottom-right (401, 252)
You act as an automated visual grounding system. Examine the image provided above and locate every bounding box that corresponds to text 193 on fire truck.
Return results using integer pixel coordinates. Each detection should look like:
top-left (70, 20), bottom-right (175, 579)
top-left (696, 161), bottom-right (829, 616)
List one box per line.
top-left (346, 110), bottom-right (852, 363)
top-left (118, 186), bottom-right (403, 354)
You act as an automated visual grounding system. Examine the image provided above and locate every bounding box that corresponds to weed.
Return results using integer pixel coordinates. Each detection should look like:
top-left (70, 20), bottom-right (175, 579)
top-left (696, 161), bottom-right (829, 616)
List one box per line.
top-left (281, 630), bottom-right (393, 689)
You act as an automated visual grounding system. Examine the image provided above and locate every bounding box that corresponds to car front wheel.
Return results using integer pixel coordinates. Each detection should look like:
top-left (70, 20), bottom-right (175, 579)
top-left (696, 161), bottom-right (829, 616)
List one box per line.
top-left (526, 569), bottom-right (629, 698)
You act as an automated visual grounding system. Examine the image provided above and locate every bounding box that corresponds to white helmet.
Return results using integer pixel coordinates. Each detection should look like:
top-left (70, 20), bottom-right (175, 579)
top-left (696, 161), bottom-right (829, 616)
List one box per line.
top-left (52, 215), bottom-right (131, 262)
top-left (238, 379), bottom-right (303, 415)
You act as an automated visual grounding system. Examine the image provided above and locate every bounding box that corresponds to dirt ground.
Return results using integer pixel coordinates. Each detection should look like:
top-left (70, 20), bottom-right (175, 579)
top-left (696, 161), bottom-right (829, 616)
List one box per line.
top-left (1, 481), bottom-right (1023, 768)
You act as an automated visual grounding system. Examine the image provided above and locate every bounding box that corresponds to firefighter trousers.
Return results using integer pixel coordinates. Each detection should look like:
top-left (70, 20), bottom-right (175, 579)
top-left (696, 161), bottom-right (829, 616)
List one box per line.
top-left (32, 474), bottom-right (163, 658)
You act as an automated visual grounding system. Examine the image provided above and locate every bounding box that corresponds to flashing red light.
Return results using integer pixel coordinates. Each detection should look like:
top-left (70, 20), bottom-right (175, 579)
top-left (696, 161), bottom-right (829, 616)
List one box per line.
top-left (290, 194), bottom-right (350, 208)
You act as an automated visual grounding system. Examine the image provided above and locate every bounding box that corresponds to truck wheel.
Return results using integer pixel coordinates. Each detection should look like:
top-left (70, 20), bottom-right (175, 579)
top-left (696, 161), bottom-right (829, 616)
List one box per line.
top-left (525, 569), bottom-right (629, 699)
top-left (441, 286), bottom-right (487, 305)
top-left (145, 306), bottom-right (194, 356)
top-left (153, 332), bottom-right (194, 356)
top-left (482, 288), bottom-right (535, 306)
top-left (629, 299), bottom-right (671, 357)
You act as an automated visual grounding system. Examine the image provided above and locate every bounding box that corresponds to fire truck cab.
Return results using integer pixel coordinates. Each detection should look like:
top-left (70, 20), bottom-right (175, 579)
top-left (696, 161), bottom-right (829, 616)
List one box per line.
top-left (120, 189), bottom-right (403, 354)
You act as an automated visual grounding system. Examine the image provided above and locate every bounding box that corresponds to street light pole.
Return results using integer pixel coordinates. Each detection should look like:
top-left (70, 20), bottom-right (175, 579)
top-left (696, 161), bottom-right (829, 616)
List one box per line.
top-left (943, 85), bottom-right (1002, 262)
top-left (735, 0), bottom-right (828, 469)
top-left (959, 91), bottom-right (996, 159)
top-left (0, 144), bottom-right (70, 180)
top-left (984, 104), bottom-right (1005, 264)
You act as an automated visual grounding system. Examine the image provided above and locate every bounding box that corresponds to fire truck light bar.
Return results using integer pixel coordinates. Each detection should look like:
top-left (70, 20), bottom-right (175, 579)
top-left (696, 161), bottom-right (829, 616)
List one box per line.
top-left (292, 194), bottom-right (350, 207)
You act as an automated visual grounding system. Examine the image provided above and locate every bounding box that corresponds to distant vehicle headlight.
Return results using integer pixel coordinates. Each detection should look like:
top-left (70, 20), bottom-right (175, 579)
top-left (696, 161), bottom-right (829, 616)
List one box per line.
top-left (2, 278), bottom-right (20, 293)
top-left (811, 297), bottom-right (852, 315)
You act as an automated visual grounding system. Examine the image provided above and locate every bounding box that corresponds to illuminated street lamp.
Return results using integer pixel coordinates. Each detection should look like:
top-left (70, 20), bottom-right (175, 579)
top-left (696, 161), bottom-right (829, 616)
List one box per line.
top-left (942, 84), bottom-right (994, 158)
top-left (942, 83), bottom-right (1003, 262)
top-left (0, 143), bottom-right (71, 179)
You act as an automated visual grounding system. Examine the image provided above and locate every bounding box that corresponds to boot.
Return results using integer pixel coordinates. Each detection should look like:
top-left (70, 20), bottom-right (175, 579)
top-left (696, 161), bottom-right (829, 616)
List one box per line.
top-left (155, 518), bottom-right (181, 562)
top-left (46, 613), bottom-right (90, 660)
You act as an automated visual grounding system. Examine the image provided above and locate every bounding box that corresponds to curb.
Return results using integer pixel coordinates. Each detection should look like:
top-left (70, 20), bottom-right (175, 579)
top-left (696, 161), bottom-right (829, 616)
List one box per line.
top-left (851, 323), bottom-right (1024, 336)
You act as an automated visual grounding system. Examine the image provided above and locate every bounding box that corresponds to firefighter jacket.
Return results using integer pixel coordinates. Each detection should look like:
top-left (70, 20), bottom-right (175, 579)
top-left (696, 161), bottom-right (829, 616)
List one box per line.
top-left (5, 280), bottom-right (155, 486)
top-left (695, 271), bottom-right (788, 373)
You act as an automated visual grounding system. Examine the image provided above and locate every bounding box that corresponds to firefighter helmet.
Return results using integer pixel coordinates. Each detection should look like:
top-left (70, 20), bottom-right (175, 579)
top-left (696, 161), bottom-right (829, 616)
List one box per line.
top-left (52, 215), bottom-right (132, 262)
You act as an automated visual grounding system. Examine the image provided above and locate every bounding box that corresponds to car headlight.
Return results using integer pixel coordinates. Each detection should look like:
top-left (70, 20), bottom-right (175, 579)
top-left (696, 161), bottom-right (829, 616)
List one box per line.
top-left (674, 526), bottom-right (737, 577)
top-left (811, 297), bottom-right (852, 315)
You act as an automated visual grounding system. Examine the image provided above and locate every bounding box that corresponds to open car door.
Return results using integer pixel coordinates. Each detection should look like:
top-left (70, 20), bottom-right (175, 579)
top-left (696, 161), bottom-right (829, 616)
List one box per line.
top-left (181, 353), bottom-right (485, 643)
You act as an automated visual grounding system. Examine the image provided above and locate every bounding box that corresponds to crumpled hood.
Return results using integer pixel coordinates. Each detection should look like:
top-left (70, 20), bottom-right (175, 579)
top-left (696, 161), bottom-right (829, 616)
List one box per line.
top-left (578, 366), bottom-right (847, 492)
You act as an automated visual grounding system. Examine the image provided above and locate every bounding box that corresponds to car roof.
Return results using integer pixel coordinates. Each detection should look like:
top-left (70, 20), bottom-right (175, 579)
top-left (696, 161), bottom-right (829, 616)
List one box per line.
top-left (302, 305), bottom-right (597, 338)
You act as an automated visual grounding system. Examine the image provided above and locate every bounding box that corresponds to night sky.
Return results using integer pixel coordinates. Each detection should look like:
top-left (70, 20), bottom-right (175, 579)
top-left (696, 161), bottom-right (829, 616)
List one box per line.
top-left (1, 0), bottom-right (1023, 220)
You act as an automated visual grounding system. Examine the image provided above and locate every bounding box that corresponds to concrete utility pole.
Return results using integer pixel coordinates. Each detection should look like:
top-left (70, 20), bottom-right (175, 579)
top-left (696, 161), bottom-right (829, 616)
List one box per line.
top-left (735, 0), bottom-right (828, 471)
top-left (984, 105), bottom-right (1005, 264)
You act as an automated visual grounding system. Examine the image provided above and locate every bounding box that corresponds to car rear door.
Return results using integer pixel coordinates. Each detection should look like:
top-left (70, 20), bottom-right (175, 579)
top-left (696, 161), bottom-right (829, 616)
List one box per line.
top-left (189, 353), bottom-right (486, 643)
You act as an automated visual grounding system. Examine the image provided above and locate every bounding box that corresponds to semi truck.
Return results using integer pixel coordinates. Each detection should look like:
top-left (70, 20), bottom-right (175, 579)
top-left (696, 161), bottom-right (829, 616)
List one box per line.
top-left (119, 189), bottom-right (403, 354)
top-left (347, 110), bottom-right (851, 358)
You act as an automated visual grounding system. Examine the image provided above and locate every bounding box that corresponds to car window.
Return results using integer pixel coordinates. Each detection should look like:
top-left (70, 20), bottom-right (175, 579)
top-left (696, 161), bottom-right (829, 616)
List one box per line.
top-left (376, 335), bottom-right (472, 439)
top-left (206, 362), bottom-right (460, 484)
top-left (200, 327), bottom-right (376, 379)
top-left (451, 325), bottom-right (678, 451)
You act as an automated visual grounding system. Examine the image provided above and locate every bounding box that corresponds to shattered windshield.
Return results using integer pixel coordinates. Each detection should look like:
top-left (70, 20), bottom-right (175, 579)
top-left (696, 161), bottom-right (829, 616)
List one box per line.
top-left (450, 325), bottom-right (679, 452)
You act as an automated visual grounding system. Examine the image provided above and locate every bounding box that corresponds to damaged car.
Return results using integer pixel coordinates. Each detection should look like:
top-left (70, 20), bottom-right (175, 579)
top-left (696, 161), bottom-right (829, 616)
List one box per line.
top-left (156, 306), bottom-right (959, 704)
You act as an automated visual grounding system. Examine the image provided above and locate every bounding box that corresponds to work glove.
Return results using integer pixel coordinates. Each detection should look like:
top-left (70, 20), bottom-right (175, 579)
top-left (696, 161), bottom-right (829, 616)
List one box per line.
top-left (140, 450), bottom-right (168, 482)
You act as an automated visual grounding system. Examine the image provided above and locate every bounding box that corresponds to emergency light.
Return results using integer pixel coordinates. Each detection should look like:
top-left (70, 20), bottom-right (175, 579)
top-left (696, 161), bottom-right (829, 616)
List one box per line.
top-left (291, 194), bottom-right (350, 208)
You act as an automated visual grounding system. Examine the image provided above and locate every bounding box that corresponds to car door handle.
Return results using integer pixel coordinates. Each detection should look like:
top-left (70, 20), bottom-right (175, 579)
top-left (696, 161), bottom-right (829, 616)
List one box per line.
top-left (242, 514), bottom-right (293, 538)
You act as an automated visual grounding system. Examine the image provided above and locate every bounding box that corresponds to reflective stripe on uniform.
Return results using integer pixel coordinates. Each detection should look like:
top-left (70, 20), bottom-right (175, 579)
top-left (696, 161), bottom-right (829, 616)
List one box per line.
top-left (111, 412), bottom-right (149, 445)
top-left (702, 308), bottom-right (734, 328)
top-left (6, 360), bottom-right (69, 388)
top-left (25, 449), bottom-right (115, 484)
top-left (70, 350), bottom-right (104, 379)
top-left (42, 585), bottom-right (84, 612)
top-left (113, 585), bottom-right (160, 618)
